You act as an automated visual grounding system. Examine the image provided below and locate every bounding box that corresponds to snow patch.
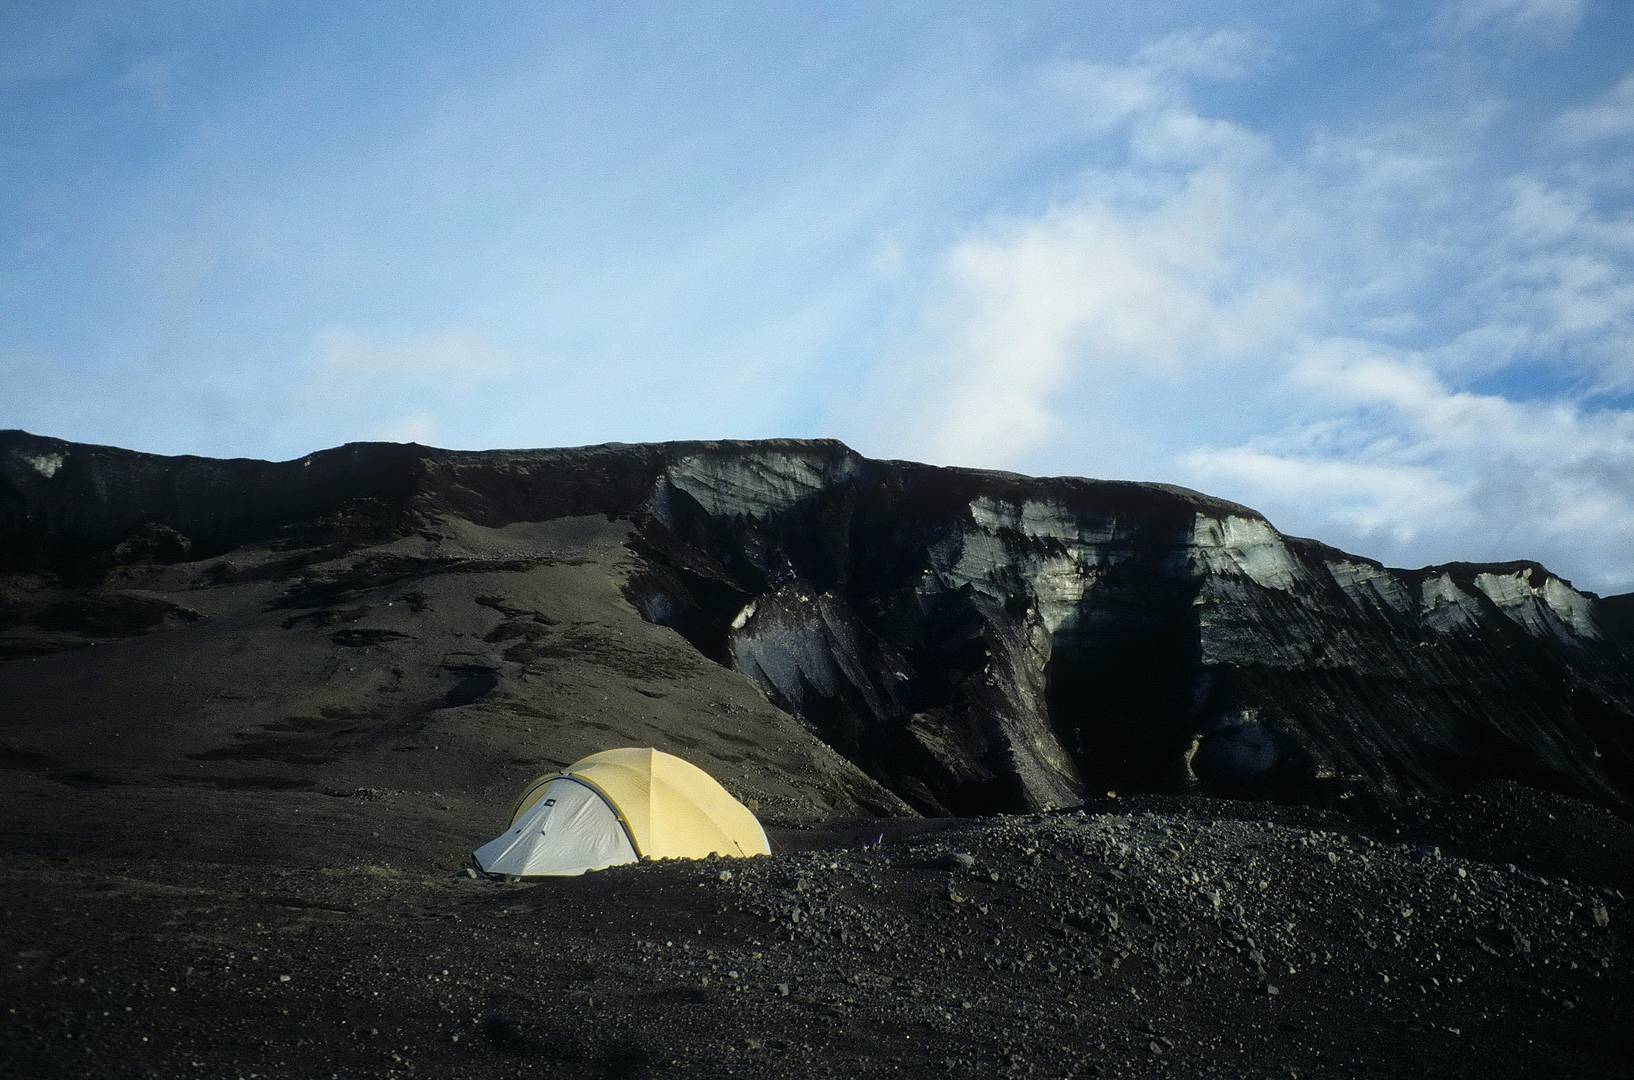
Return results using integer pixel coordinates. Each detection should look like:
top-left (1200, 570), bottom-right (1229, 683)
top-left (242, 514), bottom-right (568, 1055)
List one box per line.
top-left (668, 451), bottom-right (854, 520)
top-left (1474, 570), bottom-right (1600, 641)
top-left (19, 452), bottom-right (64, 478)
top-left (968, 496), bottom-right (1129, 545)
top-left (1326, 559), bottom-right (1414, 614)
top-left (1029, 555), bottom-right (1098, 635)
top-left (945, 498), bottom-right (1137, 634)
top-left (1542, 577), bottom-right (1599, 638)
top-left (1472, 570), bottom-right (1534, 611)
top-left (1419, 574), bottom-right (1480, 632)
top-left (943, 528), bottom-right (1015, 590)
top-left (1188, 515), bottom-right (1303, 593)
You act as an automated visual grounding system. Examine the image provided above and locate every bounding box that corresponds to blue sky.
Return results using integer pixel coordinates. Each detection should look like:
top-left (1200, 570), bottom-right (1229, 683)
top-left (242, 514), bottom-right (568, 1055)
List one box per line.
top-left (4, 1), bottom-right (1633, 592)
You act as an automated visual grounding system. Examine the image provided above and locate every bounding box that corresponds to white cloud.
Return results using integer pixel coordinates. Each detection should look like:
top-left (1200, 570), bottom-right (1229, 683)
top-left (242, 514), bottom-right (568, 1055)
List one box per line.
top-left (375, 411), bottom-right (439, 444)
top-left (1133, 28), bottom-right (1271, 82)
top-left (870, 237), bottom-right (907, 279)
top-left (859, 22), bottom-right (1634, 592)
top-left (1557, 73), bottom-right (1634, 146)
top-left (315, 326), bottom-right (514, 383)
top-left (1361, 312), bottom-right (1426, 337)
top-left (1503, 176), bottom-right (1592, 243)
top-left (1187, 347), bottom-right (1634, 586)
top-left (1309, 124), bottom-right (1458, 198)
top-left (1044, 26), bottom-right (1270, 135)
top-left (296, 327), bottom-right (516, 448)
top-left (864, 163), bottom-right (1313, 467)
top-left (120, 56), bottom-right (175, 114)
top-left (1044, 62), bottom-right (1162, 132)
top-left (1182, 447), bottom-right (1470, 544)
top-left (863, 31), bottom-right (1301, 468)
top-left (1438, 0), bottom-right (1585, 46)
top-left (1130, 109), bottom-right (1269, 166)
top-left (1470, 178), bottom-right (1634, 388)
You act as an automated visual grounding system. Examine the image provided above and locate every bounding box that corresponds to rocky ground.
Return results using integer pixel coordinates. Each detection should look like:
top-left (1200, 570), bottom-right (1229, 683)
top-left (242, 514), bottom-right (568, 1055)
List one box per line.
top-left (3, 785), bottom-right (1629, 1079)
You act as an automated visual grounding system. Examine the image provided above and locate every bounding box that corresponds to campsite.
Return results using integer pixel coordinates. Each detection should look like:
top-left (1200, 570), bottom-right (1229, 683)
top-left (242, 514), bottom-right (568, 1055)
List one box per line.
top-left (4, 779), bottom-right (1630, 1077)
top-left (2, 433), bottom-right (1631, 1078)
top-left (7, 7), bottom-right (1634, 1071)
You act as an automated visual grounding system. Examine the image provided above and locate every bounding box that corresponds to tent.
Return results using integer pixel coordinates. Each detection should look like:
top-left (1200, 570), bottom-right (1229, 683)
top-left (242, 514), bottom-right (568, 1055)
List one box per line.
top-left (472, 747), bottom-right (771, 877)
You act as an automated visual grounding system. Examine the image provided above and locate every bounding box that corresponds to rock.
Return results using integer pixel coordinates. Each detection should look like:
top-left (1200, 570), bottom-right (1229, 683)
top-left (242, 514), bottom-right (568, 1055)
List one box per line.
top-left (112, 522), bottom-right (192, 564)
top-left (1480, 924), bottom-right (1534, 955)
top-left (948, 853), bottom-right (976, 870)
top-left (1590, 898), bottom-right (1610, 928)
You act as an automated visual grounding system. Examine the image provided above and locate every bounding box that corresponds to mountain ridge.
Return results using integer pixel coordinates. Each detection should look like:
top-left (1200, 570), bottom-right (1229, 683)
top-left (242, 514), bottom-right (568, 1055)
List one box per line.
top-left (2, 428), bottom-right (1631, 822)
top-left (2, 427), bottom-right (1613, 594)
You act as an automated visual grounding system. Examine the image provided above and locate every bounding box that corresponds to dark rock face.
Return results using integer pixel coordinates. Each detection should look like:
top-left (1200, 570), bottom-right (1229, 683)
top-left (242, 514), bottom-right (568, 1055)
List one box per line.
top-left (628, 446), bottom-right (1634, 816)
top-left (0, 433), bottom-right (431, 576)
top-left (4, 429), bottom-right (1631, 818)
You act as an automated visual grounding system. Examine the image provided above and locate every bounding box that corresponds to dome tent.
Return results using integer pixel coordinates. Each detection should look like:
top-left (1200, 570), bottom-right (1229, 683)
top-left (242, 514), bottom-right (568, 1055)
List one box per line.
top-left (473, 747), bottom-right (770, 878)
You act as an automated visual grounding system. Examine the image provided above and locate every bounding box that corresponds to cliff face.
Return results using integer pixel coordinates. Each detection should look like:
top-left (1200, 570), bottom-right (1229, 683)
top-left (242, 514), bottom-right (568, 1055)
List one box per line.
top-left (629, 445), bottom-right (1634, 815)
top-left (4, 429), bottom-right (1631, 818)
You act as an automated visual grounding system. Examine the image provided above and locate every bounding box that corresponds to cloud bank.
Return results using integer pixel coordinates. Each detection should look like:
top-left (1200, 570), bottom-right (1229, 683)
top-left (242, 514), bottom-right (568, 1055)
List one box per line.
top-left (860, 19), bottom-right (1634, 592)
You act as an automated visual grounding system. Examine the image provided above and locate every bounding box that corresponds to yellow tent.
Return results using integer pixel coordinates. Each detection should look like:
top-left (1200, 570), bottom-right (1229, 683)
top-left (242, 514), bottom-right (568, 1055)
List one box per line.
top-left (473, 747), bottom-right (770, 877)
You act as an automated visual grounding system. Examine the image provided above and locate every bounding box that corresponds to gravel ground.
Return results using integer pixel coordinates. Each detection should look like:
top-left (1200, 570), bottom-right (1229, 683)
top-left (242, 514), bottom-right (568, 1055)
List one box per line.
top-left (3, 789), bottom-right (1628, 1079)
